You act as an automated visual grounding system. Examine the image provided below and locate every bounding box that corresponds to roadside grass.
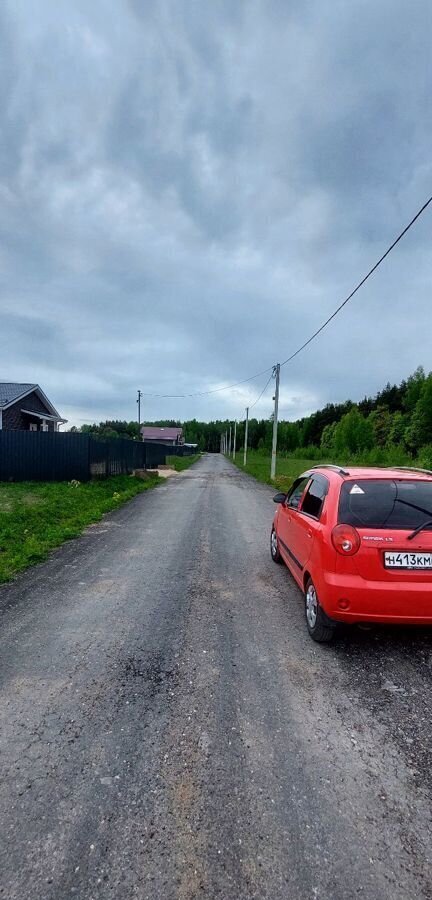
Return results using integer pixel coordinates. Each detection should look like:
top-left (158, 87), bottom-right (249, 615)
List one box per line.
top-left (230, 450), bottom-right (330, 492)
top-left (0, 474), bottom-right (160, 584)
top-left (166, 453), bottom-right (201, 472)
top-left (231, 447), bottom-right (424, 492)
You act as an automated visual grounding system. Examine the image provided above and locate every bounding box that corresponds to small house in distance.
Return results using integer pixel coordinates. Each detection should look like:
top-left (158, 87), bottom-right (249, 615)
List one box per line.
top-left (141, 426), bottom-right (184, 446)
top-left (0, 383), bottom-right (66, 431)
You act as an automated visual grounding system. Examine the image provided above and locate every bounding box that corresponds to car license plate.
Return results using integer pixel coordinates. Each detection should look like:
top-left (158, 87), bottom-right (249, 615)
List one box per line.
top-left (384, 551), bottom-right (432, 569)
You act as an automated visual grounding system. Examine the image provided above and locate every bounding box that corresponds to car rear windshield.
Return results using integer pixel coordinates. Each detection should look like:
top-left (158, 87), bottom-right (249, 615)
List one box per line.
top-left (338, 479), bottom-right (432, 530)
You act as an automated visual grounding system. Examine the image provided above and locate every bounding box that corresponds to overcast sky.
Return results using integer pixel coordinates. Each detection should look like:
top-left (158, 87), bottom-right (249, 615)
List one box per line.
top-left (0, 0), bottom-right (431, 427)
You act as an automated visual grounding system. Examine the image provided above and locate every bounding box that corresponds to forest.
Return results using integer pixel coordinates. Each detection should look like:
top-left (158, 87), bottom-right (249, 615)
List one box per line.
top-left (70, 366), bottom-right (432, 466)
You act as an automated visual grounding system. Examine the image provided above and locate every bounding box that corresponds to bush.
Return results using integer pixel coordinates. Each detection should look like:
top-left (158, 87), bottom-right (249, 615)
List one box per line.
top-left (417, 445), bottom-right (432, 470)
top-left (342, 445), bottom-right (412, 467)
top-left (290, 445), bottom-right (322, 460)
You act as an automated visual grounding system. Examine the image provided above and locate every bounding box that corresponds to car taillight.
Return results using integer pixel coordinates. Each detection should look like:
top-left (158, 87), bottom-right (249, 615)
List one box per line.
top-left (331, 524), bottom-right (361, 556)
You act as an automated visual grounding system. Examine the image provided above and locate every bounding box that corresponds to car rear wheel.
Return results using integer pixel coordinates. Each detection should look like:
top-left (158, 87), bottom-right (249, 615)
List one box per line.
top-left (305, 578), bottom-right (335, 643)
top-left (270, 527), bottom-right (282, 563)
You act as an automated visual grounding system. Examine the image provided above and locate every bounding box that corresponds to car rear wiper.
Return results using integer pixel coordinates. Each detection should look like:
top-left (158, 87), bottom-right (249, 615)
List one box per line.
top-left (407, 519), bottom-right (432, 541)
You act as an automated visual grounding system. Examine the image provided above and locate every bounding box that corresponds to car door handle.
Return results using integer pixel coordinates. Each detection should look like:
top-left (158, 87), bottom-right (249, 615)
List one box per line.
top-left (307, 529), bottom-right (313, 538)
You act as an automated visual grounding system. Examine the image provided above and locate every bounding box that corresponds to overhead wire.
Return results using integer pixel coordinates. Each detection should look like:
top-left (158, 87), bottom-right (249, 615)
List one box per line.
top-left (248, 370), bottom-right (275, 412)
top-left (139, 195), bottom-right (432, 399)
top-left (140, 365), bottom-right (273, 399)
top-left (279, 194), bottom-right (432, 368)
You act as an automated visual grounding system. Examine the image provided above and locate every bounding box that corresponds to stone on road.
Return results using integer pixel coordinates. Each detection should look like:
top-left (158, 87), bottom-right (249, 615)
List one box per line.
top-left (1, 454), bottom-right (431, 899)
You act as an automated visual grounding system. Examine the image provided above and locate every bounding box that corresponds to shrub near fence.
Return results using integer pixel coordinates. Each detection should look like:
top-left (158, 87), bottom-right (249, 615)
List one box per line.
top-left (0, 432), bottom-right (195, 482)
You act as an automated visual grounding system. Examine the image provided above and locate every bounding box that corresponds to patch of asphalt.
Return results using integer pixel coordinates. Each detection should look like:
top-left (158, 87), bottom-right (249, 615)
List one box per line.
top-left (334, 624), bottom-right (432, 790)
top-left (0, 454), bottom-right (431, 899)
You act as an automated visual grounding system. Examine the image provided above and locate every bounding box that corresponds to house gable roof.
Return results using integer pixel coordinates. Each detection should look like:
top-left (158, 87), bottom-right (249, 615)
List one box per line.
top-left (0, 383), bottom-right (62, 418)
top-left (0, 383), bottom-right (36, 407)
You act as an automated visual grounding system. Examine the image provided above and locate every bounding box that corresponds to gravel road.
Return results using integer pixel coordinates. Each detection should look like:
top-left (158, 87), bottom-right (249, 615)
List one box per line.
top-left (1, 453), bottom-right (432, 899)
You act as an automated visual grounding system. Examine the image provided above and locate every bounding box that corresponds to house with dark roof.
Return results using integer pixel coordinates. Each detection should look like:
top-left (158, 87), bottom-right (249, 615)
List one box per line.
top-left (0, 383), bottom-right (66, 432)
top-left (140, 426), bottom-right (184, 446)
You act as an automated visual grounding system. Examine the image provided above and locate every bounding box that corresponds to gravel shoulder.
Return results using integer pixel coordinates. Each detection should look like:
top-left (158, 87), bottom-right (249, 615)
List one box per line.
top-left (1, 454), bottom-right (431, 899)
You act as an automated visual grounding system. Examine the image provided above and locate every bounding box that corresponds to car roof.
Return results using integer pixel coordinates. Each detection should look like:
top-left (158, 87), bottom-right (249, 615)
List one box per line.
top-left (308, 465), bottom-right (432, 482)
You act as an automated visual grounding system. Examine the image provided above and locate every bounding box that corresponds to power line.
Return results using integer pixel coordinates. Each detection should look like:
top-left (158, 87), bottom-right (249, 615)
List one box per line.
top-left (140, 365), bottom-right (273, 399)
top-left (280, 194), bottom-right (432, 368)
top-left (248, 371), bottom-right (274, 411)
top-left (139, 195), bottom-right (432, 399)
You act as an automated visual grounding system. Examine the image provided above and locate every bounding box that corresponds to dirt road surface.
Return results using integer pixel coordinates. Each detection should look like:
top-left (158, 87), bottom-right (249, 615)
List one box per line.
top-left (1, 454), bottom-right (432, 899)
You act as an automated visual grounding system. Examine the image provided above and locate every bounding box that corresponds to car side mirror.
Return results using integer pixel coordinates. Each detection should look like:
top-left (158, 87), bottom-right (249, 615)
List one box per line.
top-left (273, 492), bottom-right (286, 504)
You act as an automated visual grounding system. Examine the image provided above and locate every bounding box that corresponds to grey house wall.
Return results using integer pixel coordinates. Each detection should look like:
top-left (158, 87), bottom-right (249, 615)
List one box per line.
top-left (2, 391), bottom-right (57, 431)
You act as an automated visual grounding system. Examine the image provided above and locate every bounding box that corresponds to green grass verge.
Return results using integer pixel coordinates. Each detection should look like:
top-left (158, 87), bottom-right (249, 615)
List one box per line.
top-left (230, 450), bottom-right (327, 492)
top-left (231, 447), bottom-right (424, 492)
top-left (0, 474), bottom-right (160, 584)
top-left (166, 454), bottom-right (201, 472)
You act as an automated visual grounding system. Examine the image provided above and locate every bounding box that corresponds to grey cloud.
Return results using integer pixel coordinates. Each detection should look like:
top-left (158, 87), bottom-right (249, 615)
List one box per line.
top-left (1, 312), bottom-right (59, 346)
top-left (0, 0), bottom-right (431, 426)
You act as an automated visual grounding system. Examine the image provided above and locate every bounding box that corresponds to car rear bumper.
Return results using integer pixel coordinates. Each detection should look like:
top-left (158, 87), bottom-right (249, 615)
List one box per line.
top-left (320, 572), bottom-right (432, 624)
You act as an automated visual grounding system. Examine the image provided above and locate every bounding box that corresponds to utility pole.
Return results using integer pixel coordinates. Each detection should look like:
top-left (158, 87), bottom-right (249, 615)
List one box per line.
top-left (233, 420), bottom-right (237, 460)
top-left (229, 424), bottom-right (232, 456)
top-left (243, 407), bottom-right (249, 466)
top-left (137, 389), bottom-right (143, 440)
top-left (270, 363), bottom-right (280, 480)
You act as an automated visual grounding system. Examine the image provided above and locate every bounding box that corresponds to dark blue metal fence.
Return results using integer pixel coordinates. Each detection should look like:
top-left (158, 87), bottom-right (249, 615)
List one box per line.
top-left (0, 432), bottom-right (90, 481)
top-left (0, 432), bottom-right (195, 482)
top-left (88, 436), bottom-right (146, 477)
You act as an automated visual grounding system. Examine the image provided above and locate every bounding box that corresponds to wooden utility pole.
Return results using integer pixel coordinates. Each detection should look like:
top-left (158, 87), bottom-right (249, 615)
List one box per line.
top-left (233, 420), bottom-right (237, 460)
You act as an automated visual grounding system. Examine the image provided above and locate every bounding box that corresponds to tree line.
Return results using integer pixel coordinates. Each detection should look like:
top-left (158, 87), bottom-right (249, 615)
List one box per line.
top-left (69, 366), bottom-right (432, 465)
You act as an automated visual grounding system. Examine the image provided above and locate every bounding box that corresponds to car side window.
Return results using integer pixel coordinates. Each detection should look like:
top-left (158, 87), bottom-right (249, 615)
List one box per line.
top-left (300, 475), bottom-right (329, 520)
top-left (286, 476), bottom-right (310, 510)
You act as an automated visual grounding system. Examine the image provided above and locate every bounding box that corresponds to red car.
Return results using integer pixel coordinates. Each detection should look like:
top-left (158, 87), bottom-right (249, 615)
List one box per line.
top-left (271, 465), bottom-right (432, 642)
